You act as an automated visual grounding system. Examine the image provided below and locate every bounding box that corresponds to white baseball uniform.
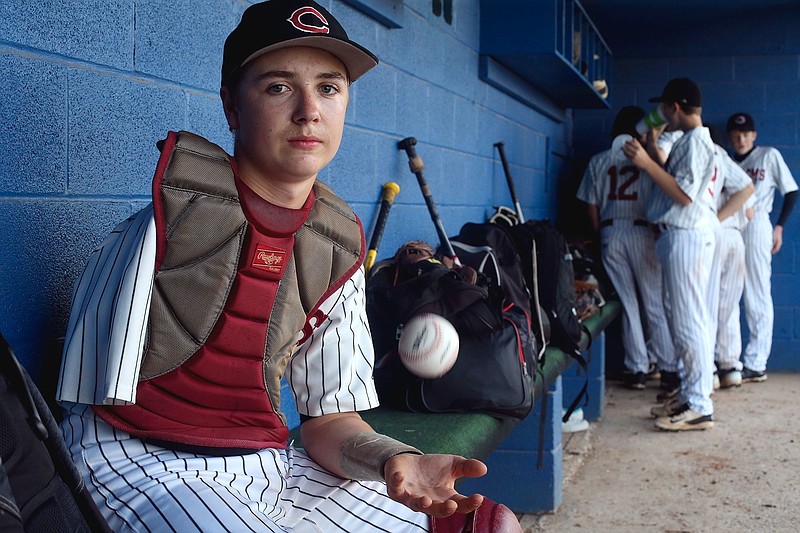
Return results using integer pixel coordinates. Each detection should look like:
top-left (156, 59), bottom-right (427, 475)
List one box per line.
top-left (56, 208), bottom-right (429, 532)
top-left (577, 147), bottom-right (673, 375)
top-left (647, 126), bottom-right (717, 416)
top-left (708, 145), bottom-right (754, 372)
top-left (734, 146), bottom-right (799, 372)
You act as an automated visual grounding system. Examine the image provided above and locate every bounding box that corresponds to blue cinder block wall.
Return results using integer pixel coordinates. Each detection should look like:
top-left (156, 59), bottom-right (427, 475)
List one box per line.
top-left (573, 7), bottom-right (800, 372)
top-left (0, 0), bottom-right (572, 386)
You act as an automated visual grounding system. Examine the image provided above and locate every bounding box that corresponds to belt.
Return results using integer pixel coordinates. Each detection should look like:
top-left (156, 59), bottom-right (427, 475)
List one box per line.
top-left (599, 219), bottom-right (650, 228)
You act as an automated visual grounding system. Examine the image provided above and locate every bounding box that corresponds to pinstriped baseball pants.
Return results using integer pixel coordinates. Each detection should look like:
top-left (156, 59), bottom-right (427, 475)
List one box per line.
top-left (709, 226), bottom-right (746, 371)
top-left (600, 223), bottom-right (674, 374)
top-left (59, 404), bottom-right (429, 533)
top-left (656, 226), bottom-right (716, 416)
top-left (741, 212), bottom-right (774, 372)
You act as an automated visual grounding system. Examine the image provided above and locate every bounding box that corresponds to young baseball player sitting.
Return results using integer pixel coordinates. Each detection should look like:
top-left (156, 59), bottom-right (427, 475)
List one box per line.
top-left (726, 112), bottom-right (798, 383)
top-left (623, 78), bottom-right (750, 431)
top-left (54, 1), bottom-right (522, 531)
top-left (576, 106), bottom-right (674, 391)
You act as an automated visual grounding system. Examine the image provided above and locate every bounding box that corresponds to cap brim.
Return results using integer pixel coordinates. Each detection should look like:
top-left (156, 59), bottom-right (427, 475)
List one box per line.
top-left (238, 36), bottom-right (378, 83)
top-left (648, 96), bottom-right (665, 103)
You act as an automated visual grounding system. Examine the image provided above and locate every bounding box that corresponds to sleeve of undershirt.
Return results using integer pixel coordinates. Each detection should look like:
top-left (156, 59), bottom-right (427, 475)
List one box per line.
top-left (286, 267), bottom-right (380, 418)
top-left (776, 190), bottom-right (798, 227)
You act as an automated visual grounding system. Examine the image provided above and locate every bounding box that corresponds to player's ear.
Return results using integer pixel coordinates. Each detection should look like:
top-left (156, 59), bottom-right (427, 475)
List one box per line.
top-left (220, 86), bottom-right (240, 132)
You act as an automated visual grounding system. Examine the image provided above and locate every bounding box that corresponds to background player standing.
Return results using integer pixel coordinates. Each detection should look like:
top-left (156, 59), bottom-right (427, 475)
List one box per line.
top-left (624, 78), bottom-right (736, 431)
top-left (707, 131), bottom-right (755, 389)
top-left (576, 106), bottom-right (674, 390)
top-left (726, 112), bottom-right (798, 383)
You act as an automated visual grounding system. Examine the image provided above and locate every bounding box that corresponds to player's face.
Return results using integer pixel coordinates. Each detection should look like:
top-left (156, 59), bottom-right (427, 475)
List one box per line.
top-left (661, 102), bottom-right (680, 131)
top-left (222, 46), bottom-right (350, 191)
top-left (728, 130), bottom-right (756, 156)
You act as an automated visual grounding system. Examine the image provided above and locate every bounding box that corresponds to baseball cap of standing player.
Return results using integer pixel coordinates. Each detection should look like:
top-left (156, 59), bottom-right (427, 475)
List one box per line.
top-left (221, 0), bottom-right (379, 87)
top-left (726, 112), bottom-right (756, 132)
top-left (649, 77), bottom-right (703, 107)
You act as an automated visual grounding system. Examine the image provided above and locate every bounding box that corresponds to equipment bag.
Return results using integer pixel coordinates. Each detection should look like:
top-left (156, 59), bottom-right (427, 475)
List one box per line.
top-left (449, 222), bottom-right (546, 361)
top-left (367, 245), bottom-right (534, 420)
top-left (0, 333), bottom-right (111, 533)
top-left (507, 220), bottom-right (583, 354)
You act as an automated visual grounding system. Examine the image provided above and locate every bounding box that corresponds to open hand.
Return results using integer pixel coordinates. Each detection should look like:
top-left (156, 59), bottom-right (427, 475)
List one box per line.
top-left (383, 453), bottom-right (487, 517)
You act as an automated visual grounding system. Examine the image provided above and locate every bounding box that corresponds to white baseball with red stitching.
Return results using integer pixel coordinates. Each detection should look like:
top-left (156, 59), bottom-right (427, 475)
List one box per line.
top-left (398, 313), bottom-right (459, 379)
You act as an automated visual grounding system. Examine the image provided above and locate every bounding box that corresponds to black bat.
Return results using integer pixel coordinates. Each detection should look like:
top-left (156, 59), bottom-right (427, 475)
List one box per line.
top-left (397, 137), bottom-right (461, 266)
top-left (365, 181), bottom-right (400, 275)
top-left (494, 141), bottom-right (525, 224)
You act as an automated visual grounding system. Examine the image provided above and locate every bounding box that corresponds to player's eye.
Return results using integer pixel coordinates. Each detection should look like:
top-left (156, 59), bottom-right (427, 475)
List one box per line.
top-left (267, 84), bottom-right (289, 94)
top-left (320, 83), bottom-right (340, 95)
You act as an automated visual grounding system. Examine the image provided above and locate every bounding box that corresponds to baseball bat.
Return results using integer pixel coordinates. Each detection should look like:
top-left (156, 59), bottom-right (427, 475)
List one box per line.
top-left (397, 137), bottom-right (461, 266)
top-left (365, 181), bottom-right (401, 275)
top-left (494, 141), bottom-right (525, 224)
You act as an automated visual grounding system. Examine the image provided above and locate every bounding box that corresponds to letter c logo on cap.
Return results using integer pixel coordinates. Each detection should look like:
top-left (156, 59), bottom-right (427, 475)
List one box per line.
top-left (287, 7), bottom-right (330, 34)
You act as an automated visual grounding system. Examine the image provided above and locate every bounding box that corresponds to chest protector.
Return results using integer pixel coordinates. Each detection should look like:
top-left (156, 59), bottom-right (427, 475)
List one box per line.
top-left (95, 131), bottom-right (365, 451)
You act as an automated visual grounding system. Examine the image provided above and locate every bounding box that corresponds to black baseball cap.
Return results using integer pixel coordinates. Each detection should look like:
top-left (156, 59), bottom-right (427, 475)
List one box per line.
top-left (727, 112), bottom-right (756, 132)
top-left (611, 106), bottom-right (645, 137)
top-left (649, 77), bottom-right (702, 107)
top-left (221, 0), bottom-right (379, 87)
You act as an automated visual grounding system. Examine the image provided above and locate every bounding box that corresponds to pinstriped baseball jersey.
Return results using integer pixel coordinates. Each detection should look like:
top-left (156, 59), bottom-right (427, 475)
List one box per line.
top-left (577, 143), bottom-right (673, 375)
top-left (57, 207), bottom-right (379, 417)
top-left (657, 130), bottom-right (684, 158)
top-left (712, 144), bottom-right (754, 229)
top-left (708, 144), bottom-right (752, 371)
top-left (576, 148), bottom-right (655, 221)
top-left (736, 146), bottom-right (798, 213)
top-left (734, 144), bottom-right (796, 372)
top-left (647, 127), bottom-right (717, 228)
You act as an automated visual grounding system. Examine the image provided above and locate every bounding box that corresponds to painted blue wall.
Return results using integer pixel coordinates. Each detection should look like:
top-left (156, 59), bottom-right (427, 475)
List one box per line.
top-left (573, 7), bottom-right (800, 371)
top-left (0, 0), bottom-right (572, 388)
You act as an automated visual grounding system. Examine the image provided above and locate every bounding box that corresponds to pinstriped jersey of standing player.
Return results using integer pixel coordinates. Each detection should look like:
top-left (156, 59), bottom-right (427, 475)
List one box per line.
top-left (735, 146), bottom-right (798, 213)
top-left (647, 127), bottom-right (717, 228)
top-left (576, 148), bottom-right (655, 220)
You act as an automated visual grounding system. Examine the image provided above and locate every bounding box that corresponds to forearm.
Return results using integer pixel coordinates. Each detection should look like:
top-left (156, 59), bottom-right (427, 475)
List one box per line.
top-left (300, 412), bottom-right (420, 480)
top-left (718, 184), bottom-right (754, 223)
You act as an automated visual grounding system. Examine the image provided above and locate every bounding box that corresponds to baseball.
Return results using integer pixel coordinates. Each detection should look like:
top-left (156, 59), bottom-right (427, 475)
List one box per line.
top-left (398, 313), bottom-right (459, 379)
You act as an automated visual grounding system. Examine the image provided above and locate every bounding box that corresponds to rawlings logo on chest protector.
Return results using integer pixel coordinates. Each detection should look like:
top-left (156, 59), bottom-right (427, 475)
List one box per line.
top-left (253, 243), bottom-right (288, 275)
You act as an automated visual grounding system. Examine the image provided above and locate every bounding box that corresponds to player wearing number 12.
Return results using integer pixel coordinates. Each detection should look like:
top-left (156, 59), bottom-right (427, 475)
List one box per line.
top-left (577, 106), bottom-right (674, 391)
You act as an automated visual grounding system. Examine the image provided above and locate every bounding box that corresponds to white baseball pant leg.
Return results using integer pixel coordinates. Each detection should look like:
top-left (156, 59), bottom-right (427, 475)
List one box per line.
top-left (741, 211), bottom-right (774, 372)
top-left (714, 227), bottom-right (746, 370)
top-left (60, 404), bottom-right (430, 533)
top-left (601, 224), bottom-right (650, 374)
top-left (656, 226), bottom-right (716, 416)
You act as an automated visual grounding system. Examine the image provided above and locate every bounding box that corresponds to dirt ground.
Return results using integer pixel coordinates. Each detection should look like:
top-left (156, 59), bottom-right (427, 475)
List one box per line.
top-left (524, 372), bottom-right (800, 533)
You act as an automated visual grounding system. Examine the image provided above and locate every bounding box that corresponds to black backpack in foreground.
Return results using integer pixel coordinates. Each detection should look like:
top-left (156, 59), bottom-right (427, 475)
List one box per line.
top-left (0, 332), bottom-right (111, 532)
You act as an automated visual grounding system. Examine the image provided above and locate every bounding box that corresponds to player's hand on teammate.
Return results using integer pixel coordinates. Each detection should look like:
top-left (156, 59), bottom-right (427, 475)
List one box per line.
top-left (622, 137), bottom-right (652, 169)
top-left (383, 453), bottom-right (487, 517)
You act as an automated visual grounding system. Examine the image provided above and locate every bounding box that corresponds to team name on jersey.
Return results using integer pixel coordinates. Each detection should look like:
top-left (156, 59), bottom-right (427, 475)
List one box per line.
top-left (745, 167), bottom-right (766, 182)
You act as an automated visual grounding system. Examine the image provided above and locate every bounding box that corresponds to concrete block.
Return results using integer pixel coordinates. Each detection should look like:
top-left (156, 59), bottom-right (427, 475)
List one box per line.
top-left (737, 56), bottom-right (800, 82)
top-left (0, 200), bottom-right (133, 383)
top-left (1, 0), bottom-right (133, 69)
top-left (134, 0), bottom-right (241, 91)
top-left (0, 54), bottom-right (68, 194)
top-left (67, 69), bottom-right (186, 196)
